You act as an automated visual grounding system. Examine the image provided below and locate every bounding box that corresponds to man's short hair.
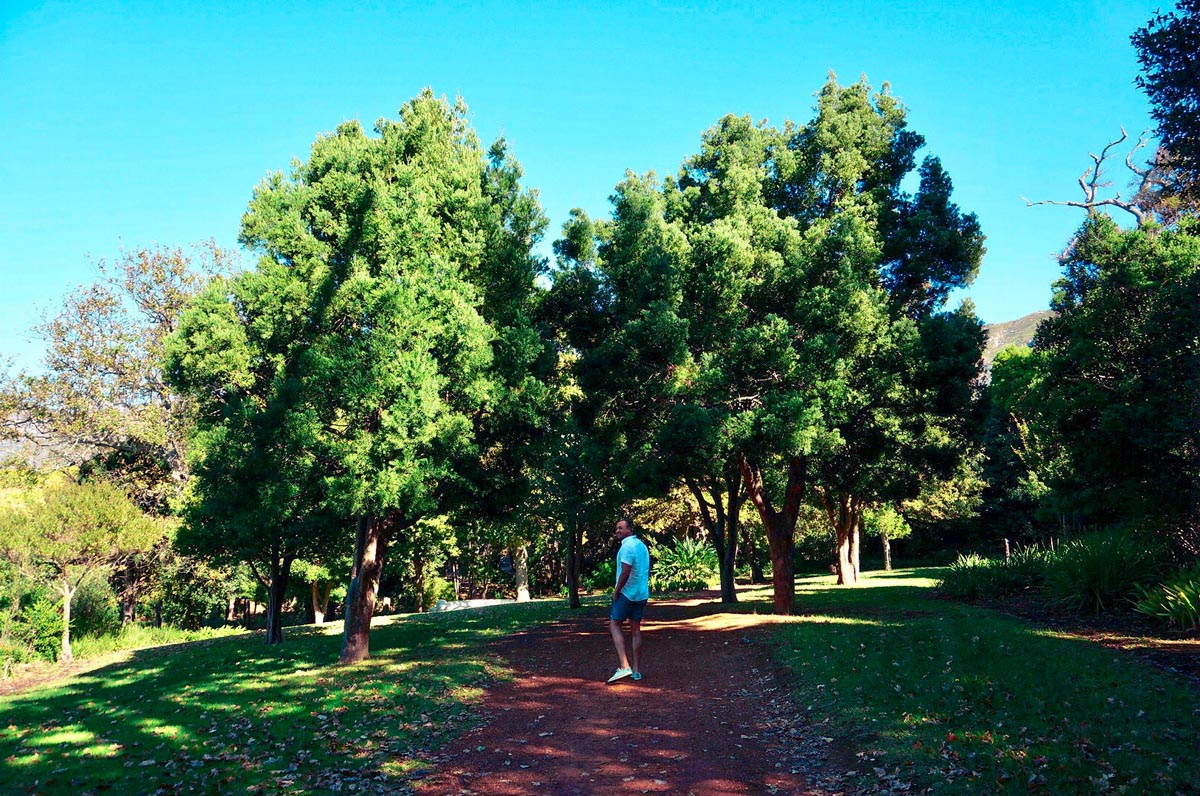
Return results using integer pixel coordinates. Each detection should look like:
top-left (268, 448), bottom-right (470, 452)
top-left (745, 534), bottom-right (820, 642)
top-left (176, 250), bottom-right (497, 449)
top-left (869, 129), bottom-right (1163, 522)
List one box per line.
top-left (617, 516), bottom-right (634, 532)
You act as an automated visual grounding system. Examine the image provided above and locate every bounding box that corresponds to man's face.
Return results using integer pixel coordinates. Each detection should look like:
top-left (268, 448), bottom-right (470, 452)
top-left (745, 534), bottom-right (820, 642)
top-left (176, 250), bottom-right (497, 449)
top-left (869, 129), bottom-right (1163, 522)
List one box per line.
top-left (615, 520), bottom-right (631, 540)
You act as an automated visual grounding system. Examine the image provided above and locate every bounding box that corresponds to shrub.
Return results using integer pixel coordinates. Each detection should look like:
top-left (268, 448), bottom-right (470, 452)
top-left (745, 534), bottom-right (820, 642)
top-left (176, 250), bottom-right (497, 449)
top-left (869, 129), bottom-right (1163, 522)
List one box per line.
top-left (936, 545), bottom-right (1054, 600)
top-left (1134, 564), bottom-right (1200, 630)
top-left (72, 573), bottom-right (121, 639)
top-left (421, 574), bottom-right (456, 611)
top-left (0, 639), bottom-right (30, 675)
top-left (71, 622), bottom-right (244, 658)
top-left (650, 537), bottom-right (718, 592)
top-left (582, 559), bottom-right (615, 593)
top-left (157, 560), bottom-right (232, 630)
top-left (1046, 527), bottom-right (1168, 614)
top-left (15, 596), bottom-right (62, 662)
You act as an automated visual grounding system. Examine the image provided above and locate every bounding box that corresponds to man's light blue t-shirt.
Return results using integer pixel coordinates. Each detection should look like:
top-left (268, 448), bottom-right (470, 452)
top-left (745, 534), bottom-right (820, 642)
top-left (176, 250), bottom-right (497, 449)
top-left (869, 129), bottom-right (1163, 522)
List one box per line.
top-left (616, 535), bottom-right (650, 602)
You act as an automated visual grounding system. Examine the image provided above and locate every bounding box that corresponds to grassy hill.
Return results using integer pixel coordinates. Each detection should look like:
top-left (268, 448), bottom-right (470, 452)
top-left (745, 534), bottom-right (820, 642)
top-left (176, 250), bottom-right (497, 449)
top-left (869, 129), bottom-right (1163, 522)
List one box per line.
top-left (982, 309), bottom-right (1054, 369)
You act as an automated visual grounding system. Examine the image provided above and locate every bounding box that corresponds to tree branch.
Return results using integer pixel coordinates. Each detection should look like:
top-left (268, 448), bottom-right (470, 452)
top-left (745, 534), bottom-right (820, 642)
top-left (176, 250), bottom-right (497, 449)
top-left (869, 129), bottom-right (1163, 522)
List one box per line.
top-left (1022, 128), bottom-right (1156, 226)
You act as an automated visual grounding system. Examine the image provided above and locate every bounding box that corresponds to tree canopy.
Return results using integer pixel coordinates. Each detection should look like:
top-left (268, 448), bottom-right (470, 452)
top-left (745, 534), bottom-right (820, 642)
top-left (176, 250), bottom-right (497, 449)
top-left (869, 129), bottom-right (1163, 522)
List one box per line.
top-left (552, 76), bottom-right (984, 613)
top-left (167, 90), bottom-right (551, 658)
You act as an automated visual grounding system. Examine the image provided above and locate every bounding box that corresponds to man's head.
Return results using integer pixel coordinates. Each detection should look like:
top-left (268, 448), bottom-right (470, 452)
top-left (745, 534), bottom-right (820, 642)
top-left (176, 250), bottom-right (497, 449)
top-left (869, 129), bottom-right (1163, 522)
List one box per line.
top-left (615, 517), bottom-right (633, 540)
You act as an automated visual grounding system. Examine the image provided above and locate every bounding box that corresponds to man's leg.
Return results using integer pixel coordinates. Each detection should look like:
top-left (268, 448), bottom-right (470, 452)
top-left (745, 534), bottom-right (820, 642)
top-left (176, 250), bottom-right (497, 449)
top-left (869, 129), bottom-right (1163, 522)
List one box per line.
top-left (609, 619), bottom-right (630, 669)
top-left (630, 619), bottom-right (642, 673)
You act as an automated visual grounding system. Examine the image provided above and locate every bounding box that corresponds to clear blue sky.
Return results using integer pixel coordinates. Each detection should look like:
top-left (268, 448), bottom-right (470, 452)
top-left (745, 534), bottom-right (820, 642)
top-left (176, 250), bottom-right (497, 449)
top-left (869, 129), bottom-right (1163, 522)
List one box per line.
top-left (0, 0), bottom-right (1160, 371)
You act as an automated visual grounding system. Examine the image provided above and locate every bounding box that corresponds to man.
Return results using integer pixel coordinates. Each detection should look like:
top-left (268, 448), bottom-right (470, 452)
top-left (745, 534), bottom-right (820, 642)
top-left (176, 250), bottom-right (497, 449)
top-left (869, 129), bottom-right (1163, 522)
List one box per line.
top-left (607, 517), bottom-right (650, 683)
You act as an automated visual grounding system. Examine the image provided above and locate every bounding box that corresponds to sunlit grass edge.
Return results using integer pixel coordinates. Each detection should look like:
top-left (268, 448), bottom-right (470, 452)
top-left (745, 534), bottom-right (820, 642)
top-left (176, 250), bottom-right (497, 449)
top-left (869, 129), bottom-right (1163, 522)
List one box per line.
top-left (0, 596), bottom-right (586, 796)
top-left (764, 568), bottom-right (1200, 796)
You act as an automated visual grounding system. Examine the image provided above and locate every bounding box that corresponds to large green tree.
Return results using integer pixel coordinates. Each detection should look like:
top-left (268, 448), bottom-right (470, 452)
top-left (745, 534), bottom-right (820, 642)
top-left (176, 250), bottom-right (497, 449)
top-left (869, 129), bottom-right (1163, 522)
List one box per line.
top-left (171, 91), bottom-right (550, 660)
top-left (1026, 214), bottom-right (1200, 552)
top-left (165, 260), bottom-right (343, 644)
top-left (556, 77), bottom-right (983, 612)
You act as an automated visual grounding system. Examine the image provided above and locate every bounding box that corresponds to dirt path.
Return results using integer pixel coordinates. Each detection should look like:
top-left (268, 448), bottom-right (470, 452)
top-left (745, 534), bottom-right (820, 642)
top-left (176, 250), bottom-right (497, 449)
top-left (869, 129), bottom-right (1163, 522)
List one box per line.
top-left (413, 596), bottom-right (848, 796)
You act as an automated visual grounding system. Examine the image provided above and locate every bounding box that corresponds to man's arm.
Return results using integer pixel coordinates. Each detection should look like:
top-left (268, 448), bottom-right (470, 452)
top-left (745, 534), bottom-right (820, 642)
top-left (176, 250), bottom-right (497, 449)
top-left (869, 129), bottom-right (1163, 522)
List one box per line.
top-left (614, 562), bottom-right (632, 600)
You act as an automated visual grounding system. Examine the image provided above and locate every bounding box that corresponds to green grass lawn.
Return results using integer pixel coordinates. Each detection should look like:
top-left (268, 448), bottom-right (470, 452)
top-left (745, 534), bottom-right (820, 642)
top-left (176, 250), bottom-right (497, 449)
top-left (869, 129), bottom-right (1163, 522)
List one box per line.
top-left (2, 572), bottom-right (1197, 796)
top-left (753, 570), bottom-right (1200, 796)
top-left (0, 600), bottom-right (575, 796)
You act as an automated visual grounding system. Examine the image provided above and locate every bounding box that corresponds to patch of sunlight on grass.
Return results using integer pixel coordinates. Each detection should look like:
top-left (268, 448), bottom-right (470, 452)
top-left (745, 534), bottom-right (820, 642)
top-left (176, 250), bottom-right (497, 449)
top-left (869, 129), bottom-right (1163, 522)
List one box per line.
top-left (98, 671), bottom-right (146, 688)
top-left (791, 615), bottom-right (884, 627)
top-left (448, 685), bottom-right (484, 702)
top-left (80, 743), bottom-right (121, 758)
top-left (380, 758), bottom-right (428, 777)
top-left (132, 717), bottom-right (187, 740)
top-left (26, 727), bottom-right (95, 746)
top-left (313, 622), bottom-right (345, 636)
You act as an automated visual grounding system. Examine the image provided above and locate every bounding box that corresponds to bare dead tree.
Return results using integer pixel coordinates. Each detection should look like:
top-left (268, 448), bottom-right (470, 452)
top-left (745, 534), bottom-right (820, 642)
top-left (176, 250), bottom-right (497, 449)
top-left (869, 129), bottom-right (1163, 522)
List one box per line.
top-left (1023, 129), bottom-right (1168, 226)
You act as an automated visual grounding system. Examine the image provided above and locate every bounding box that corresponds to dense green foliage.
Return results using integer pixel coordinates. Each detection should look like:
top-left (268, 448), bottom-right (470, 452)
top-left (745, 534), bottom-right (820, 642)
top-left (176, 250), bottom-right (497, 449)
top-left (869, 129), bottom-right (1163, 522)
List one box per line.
top-left (649, 536), bottom-right (718, 592)
top-left (1002, 217), bottom-right (1200, 553)
top-left (1044, 527), bottom-right (1169, 614)
top-left (937, 547), bottom-right (1055, 600)
top-left (0, 479), bottom-right (159, 661)
top-left (1134, 563), bottom-right (1200, 629)
top-left (552, 76), bottom-right (984, 613)
top-left (1133, 0), bottom-right (1200, 205)
top-left (165, 91), bottom-right (553, 653)
top-left (939, 528), bottom-right (1170, 614)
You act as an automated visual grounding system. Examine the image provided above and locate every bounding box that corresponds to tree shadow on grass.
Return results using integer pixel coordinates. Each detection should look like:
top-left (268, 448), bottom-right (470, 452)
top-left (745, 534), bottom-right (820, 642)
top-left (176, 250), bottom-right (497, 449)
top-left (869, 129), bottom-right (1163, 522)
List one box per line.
top-left (0, 601), bottom-right (572, 796)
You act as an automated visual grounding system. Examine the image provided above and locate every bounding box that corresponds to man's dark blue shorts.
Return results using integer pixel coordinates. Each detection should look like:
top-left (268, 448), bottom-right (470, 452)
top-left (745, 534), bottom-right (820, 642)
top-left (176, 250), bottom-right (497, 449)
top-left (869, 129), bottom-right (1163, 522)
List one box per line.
top-left (610, 594), bottom-right (647, 622)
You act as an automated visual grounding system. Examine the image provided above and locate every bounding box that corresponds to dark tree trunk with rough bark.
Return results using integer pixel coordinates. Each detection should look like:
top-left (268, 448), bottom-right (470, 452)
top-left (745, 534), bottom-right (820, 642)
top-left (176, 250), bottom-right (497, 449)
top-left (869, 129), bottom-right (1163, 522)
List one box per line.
top-left (721, 481), bottom-right (742, 602)
top-left (739, 454), bottom-right (807, 615)
top-left (264, 558), bottom-right (293, 645)
top-left (741, 517), bottom-right (767, 584)
top-left (686, 467), bottom-right (743, 604)
top-left (341, 515), bottom-right (391, 664)
top-left (119, 558), bottom-right (140, 624)
top-left (566, 514), bottom-right (582, 610)
top-left (820, 492), bottom-right (862, 585)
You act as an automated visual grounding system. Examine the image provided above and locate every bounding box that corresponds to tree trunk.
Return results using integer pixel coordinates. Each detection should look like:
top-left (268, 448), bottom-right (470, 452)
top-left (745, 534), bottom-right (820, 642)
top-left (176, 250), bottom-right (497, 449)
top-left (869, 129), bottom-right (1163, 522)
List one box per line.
top-left (686, 473), bottom-right (740, 604)
top-left (255, 552), bottom-right (295, 645)
top-left (721, 478), bottom-right (742, 603)
top-left (739, 454), bottom-right (806, 615)
top-left (513, 544), bottom-right (530, 602)
top-left (58, 583), bottom-right (76, 663)
top-left (566, 514), bottom-right (581, 610)
top-left (741, 516), bottom-right (766, 584)
top-left (341, 515), bottom-right (390, 664)
top-left (264, 563), bottom-right (290, 644)
top-left (413, 553), bottom-right (427, 612)
top-left (882, 531), bottom-right (892, 571)
top-left (765, 516), bottom-right (796, 613)
top-left (120, 559), bottom-right (138, 624)
top-left (311, 580), bottom-right (331, 624)
top-left (822, 492), bottom-right (861, 586)
top-left (852, 520), bottom-right (861, 577)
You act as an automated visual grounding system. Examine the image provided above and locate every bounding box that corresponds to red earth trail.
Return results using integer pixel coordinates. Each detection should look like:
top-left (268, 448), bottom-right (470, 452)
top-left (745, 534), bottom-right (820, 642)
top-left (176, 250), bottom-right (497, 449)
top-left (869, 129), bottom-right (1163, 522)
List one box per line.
top-left (412, 595), bottom-right (852, 796)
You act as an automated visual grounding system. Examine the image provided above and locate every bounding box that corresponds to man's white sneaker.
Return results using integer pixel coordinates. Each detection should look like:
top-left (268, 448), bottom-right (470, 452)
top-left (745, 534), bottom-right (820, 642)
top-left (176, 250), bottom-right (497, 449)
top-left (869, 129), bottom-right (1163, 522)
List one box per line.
top-left (606, 667), bottom-right (633, 683)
